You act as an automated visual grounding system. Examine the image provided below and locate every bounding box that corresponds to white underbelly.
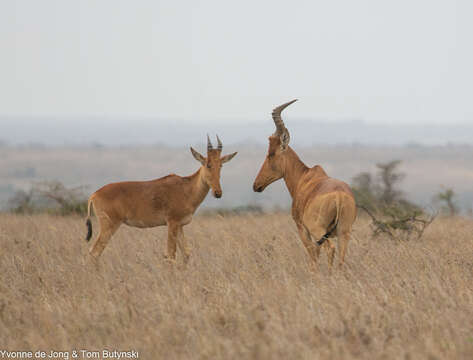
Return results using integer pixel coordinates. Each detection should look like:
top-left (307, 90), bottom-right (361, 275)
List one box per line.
top-left (124, 218), bottom-right (166, 228)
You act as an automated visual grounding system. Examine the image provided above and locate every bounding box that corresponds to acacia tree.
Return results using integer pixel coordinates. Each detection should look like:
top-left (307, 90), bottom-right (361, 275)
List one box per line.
top-left (435, 187), bottom-right (457, 216)
top-left (7, 181), bottom-right (88, 215)
top-left (351, 172), bottom-right (377, 212)
top-left (7, 189), bottom-right (35, 214)
top-left (352, 160), bottom-right (407, 211)
top-left (351, 160), bottom-right (435, 240)
top-left (376, 160), bottom-right (405, 205)
top-left (33, 181), bottom-right (88, 215)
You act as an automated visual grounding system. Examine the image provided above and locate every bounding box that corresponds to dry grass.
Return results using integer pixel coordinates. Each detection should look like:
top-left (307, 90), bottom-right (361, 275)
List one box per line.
top-left (0, 213), bottom-right (472, 359)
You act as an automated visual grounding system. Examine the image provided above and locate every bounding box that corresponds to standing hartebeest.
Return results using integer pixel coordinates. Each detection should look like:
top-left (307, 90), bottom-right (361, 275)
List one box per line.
top-left (85, 136), bottom-right (237, 262)
top-left (253, 100), bottom-right (356, 269)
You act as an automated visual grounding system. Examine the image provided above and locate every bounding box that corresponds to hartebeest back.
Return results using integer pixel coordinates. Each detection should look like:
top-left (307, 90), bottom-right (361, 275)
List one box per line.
top-left (253, 100), bottom-right (356, 269)
top-left (85, 135), bottom-right (237, 262)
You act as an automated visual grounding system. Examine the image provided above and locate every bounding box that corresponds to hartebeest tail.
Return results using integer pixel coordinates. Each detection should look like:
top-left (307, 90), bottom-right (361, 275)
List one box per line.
top-left (84, 135), bottom-right (237, 260)
top-left (253, 100), bottom-right (356, 269)
top-left (316, 192), bottom-right (342, 246)
top-left (85, 198), bottom-right (93, 241)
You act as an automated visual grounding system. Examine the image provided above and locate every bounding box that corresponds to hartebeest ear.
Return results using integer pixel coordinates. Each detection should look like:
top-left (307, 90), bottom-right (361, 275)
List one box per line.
top-left (221, 152), bottom-right (237, 164)
top-left (190, 147), bottom-right (206, 165)
top-left (280, 131), bottom-right (290, 151)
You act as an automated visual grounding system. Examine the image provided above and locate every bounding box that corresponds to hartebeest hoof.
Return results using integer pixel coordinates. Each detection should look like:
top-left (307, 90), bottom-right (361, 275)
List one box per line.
top-left (163, 255), bottom-right (177, 265)
top-left (89, 246), bottom-right (103, 259)
top-left (86, 254), bottom-right (101, 271)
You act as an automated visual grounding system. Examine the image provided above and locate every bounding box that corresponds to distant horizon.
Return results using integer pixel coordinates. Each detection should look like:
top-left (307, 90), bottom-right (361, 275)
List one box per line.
top-left (2, 140), bottom-right (473, 149)
top-left (2, 115), bottom-right (473, 127)
top-left (2, 116), bottom-right (473, 147)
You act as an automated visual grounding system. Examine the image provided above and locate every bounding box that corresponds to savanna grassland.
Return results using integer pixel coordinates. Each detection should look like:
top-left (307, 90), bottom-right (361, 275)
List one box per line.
top-left (0, 213), bottom-right (472, 359)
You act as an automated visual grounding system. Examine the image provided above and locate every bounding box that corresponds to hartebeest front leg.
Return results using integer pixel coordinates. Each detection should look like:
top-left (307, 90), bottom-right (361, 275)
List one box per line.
top-left (165, 222), bottom-right (179, 261)
top-left (176, 226), bottom-right (190, 264)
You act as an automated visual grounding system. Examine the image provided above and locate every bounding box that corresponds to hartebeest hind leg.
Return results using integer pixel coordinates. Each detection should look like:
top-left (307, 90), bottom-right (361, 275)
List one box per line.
top-left (296, 224), bottom-right (336, 271)
top-left (89, 217), bottom-right (120, 258)
top-left (165, 222), bottom-right (191, 263)
top-left (296, 224), bottom-right (320, 266)
top-left (337, 231), bottom-right (351, 268)
top-left (324, 240), bottom-right (336, 270)
top-left (304, 222), bottom-right (338, 271)
top-left (165, 222), bottom-right (179, 261)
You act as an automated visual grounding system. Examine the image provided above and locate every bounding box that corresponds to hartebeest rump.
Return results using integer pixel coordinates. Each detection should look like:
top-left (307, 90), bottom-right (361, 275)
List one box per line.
top-left (85, 136), bottom-right (237, 262)
top-left (253, 100), bottom-right (356, 269)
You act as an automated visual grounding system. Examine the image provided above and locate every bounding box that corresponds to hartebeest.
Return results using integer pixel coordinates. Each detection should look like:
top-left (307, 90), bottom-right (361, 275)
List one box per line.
top-left (253, 100), bottom-right (356, 269)
top-left (85, 136), bottom-right (237, 262)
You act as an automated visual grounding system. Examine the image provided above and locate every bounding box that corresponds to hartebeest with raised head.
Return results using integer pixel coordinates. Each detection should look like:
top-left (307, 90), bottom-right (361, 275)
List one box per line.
top-left (85, 135), bottom-right (237, 262)
top-left (253, 100), bottom-right (356, 269)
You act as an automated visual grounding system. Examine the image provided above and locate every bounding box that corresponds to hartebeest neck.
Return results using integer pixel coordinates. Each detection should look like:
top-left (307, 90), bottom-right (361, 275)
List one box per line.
top-left (186, 167), bottom-right (211, 209)
top-left (282, 147), bottom-right (309, 199)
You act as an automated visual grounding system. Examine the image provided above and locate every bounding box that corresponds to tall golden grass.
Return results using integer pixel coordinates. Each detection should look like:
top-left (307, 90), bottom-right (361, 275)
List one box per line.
top-left (0, 213), bottom-right (472, 359)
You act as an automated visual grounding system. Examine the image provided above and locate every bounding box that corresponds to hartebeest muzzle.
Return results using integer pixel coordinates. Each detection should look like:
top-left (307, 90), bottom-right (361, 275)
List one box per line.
top-left (253, 183), bottom-right (264, 193)
top-left (253, 158), bottom-right (276, 193)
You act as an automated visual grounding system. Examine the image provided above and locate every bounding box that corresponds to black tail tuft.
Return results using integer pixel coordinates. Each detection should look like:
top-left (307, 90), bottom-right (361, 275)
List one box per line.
top-left (86, 219), bottom-right (92, 241)
top-left (317, 219), bottom-right (337, 246)
top-left (317, 235), bottom-right (328, 246)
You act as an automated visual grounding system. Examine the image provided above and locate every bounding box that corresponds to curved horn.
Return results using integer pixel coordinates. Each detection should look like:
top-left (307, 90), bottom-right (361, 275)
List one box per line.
top-left (207, 134), bottom-right (213, 151)
top-left (216, 134), bottom-right (222, 151)
top-left (272, 99), bottom-right (298, 135)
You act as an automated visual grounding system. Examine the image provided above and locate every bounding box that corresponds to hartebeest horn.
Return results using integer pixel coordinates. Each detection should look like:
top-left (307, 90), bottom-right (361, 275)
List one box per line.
top-left (216, 135), bottom-right (222, 151)
top-left (272, 99), bottom-right (297, 135)
top-left (207, 134), bottom-right (213, 151)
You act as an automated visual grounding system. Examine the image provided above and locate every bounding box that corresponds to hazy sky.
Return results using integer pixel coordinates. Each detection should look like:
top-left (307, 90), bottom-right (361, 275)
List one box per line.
top-left (1, 0), bottom-right (472, 124)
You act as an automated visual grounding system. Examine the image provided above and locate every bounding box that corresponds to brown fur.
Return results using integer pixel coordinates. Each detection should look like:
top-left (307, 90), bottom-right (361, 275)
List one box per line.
top-left (253, 135), bottom-right (356, 269)
top-left (86, 147), bottom-right (237, 261)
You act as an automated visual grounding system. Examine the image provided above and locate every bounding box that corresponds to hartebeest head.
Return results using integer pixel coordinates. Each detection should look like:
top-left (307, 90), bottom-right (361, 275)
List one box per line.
top-left (253, 99), bottom-right (297, 192)
top-left (190, 135), bottom-right (237, 198)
